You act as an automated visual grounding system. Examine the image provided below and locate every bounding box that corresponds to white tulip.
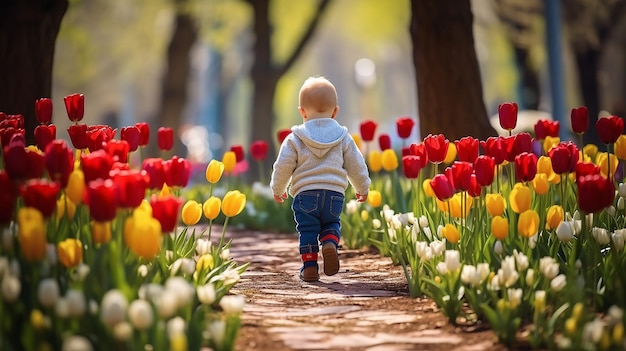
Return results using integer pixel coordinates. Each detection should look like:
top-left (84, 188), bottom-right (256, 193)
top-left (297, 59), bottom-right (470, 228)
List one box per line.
top-left (167, 316), bottom-right (186, 338)
top-left (429, 239), bottom-right (445, 257)
top-left (415, 241), bottom-right (429, 259)
top-left (345, 199), bottom-right (358, 215)
top-left (539, 256), bottom-right (560, 280)
top-left (612, 230), bottom-right (625, 251)
top-left (137, 264), bottom-right (149, 278)
top-left (418, 215), bottom-right (429, 228)
top-left (422, 226), bottom-right (433, 241)
top-left (513, 250), bottom-right (529, 271)
top-left (165, 277), bottom-right (195, 308)
top-left (197, 283), bottom-right (216, 305)
top-left (507, 288), bottom-right (522, 308)
top-left (1, 227), bottom-right (13, 250)
top-left (195, 239), bottom-right (211, 256)
top-left (607, 206), bottom-right (616, 217)
top-left (100, 289), bottom-right (128, 328)
top-left (155, 290), bottom-right (178, 319)
top-left (55, 298), bottom-right (69, 318)
top-left (138, 283), bottom-right (164, 302)
top-left (165, 250), bottom-right (174, 263)
top-left (62, 335), bottom-right (93, 351)
top-left (476, 263), bottom-right (490, 282)
top-left (1, 274), bottom-right (20, 302)
top-left (38, 278), bottom-right (60, 308)
top-left (66, 289), bottom-right (86, 317)
top-left (372, 219), bottom-right (381, 229)
top-left (582, 318), bottom-right (605, 344)
top-left (208, 320), bottom-right (226, 347)
top-left (493, 240), bottom-right (503, 255)
top-left (619, 183), bottom-right (626, 198)
top-left (219, 249), bottom-right (231, 260)
top-left (436, 261), bottom-right (447, 275)
top-left (592, 227), bottom-right (611, 246)
top-left (618, 196), bottom-right (625, 210)
top-left (112, 322), bottom-right (133, 341)
top-left (444, 250), bottom-right (460, 273)
top-left (555, 221), bottom-right (574, 242)
top-left (128, 299), bottom-right (154, 331)
top-left (528, 233), bottom-right (538, 249)
top-left (219, 295), bottom-right (246, 314)
top-left (461, 265), bottom-right (479, 286)
top-left (550, 274), bottom-right (567, 292)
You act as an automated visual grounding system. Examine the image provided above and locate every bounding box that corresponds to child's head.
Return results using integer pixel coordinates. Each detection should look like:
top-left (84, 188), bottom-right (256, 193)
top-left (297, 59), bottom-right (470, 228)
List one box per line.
top-left (298, 76), bottom-right (339, 120)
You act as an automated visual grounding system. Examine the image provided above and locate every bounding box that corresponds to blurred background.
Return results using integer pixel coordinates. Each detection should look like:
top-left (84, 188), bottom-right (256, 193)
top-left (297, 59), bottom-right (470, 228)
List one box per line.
top-left (31, 0), bottom-right (626, 163)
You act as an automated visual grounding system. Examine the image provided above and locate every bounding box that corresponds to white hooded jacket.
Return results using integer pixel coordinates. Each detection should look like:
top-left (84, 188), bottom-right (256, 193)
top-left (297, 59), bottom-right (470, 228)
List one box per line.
top-left (270, 118), bottom-right (371, 198)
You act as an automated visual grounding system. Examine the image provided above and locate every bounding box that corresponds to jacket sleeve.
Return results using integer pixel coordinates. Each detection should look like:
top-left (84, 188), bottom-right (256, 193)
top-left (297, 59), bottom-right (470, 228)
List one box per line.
top-left (270, 136), bottom-right (298, 196)
top-left (343, 135), bottom-right (371, 195)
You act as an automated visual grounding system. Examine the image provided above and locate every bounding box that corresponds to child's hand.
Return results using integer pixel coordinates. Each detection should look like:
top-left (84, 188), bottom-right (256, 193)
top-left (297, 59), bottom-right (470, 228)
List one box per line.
top-left (274, 193), bottom-right (288, 203)
top-left (356, 193), bottom-right (368, 202)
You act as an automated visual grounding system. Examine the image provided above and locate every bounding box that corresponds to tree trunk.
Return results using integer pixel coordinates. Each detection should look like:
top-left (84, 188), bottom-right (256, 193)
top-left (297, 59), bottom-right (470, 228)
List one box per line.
top-left (0, 0), bottom-right (68, 145)
top-left (152, 0), bottom-right (198, 158)
top-left (410, 0), bottom-right (496, 141)
top-left (246, 0), bottom-right (331, 183)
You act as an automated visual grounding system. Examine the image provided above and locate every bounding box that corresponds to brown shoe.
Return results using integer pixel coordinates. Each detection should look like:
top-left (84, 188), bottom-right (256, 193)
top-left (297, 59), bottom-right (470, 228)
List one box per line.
top-left (322, 242), bottom-right (340, 276)
top-left (299, 265), bottom-right (319, 282)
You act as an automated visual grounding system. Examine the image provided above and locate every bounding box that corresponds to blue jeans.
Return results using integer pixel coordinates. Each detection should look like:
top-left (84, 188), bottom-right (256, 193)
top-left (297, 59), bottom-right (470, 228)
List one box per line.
top-left (292, 189), bottom-right (344, 255)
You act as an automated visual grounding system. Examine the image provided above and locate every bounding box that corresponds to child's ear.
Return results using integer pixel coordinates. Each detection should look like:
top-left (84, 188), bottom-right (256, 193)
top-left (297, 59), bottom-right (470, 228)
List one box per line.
top-left (299, 107), bottom-right (307, 119)
top-left (331, 106), bottom-right (339, 119)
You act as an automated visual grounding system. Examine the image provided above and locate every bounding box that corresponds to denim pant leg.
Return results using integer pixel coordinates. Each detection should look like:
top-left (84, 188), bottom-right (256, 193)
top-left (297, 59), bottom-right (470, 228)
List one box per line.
top-left (319, 191), bottom-right (344, 245)
top-left (292, 190), bottom-right (322, 254)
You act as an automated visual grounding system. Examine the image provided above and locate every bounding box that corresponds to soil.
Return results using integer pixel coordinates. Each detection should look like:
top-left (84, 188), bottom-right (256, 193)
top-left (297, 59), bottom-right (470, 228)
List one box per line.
top-left (227, 230), bottom-right (535, 351)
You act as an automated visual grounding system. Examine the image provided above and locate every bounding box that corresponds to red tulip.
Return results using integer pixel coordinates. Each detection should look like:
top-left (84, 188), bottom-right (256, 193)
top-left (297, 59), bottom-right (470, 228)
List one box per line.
top-left (534, 120), bottom-right (560, 140)
top-left (277, 128), bottom-right (292, 145)
top-left (408, 142), bottom-right (429, 168)
top-left (423, 134), bottom-right (449, 164)
top-left (498, 102), bottom-right (518, 131)
top-left (467, 174), bottom-right (482, 197)
top-left (103, 139), bottom-right (130, 163)
top-left (67, 124), bottom-right (88, 150)
top-left (20, 179), bottom-right (60, 218)
top-left (360, 120), bottom-right (378, 142)
top-left (45, 139), bottom-right (74, 188)
top-left (596, 116), bottom-right (624, 144)
top-left (577, 174), bottom-right (615, 213)
top-left (121, 126), bottom-right (140, 152)
top-left (396, 116), bottom-right (415, 139)
top-left (575, 162), bottom-right (600, 179)
top-left (142, 158), bottom-right (166, 190)
top-left (0, 171), bottom-right (17, 224)
top-left (378, 134), bottom-right (391, 151)
top-left (0, 112), bottom-right (6, 123)
top-left (135, 122), bottom-right (150, 147)
top-left (87, 179), bottom-right (119, 222)
top-left (510, 133), bottom-right (532, 161)
top-left (150, 194), bottom-right (182, 233)
top-left (87, 125), bottom-right (116, 152)
top-left (474, 155), bottom-right (496, 186)
top-left (455, 136), bottom-right (479, 163)
top-left (34, 124), bottom-right (57, 151)
top-left (571, 106), bottom-right (589, 134)
top-left (157, 127), bottom-right (174, 151)
top-left (81, 149), bottom-right (114, 183)
top-left (230, 145), bottom-right (245, 163)
top-left (514, 152), bottom-right (537, 182)
top-left (110, 169), bottom-right (149, 208)
top-left (164, 156), bottom-right (191, 188)
top-left (35, 98), bottom-right (53, 124)
top-left (4, 136), bottom-right (44, 181)
top-left (402, 155), bottom-right (421, 179)
top-left (430, 173), bottom-right (455, 201)
top-left (548, 142), bottom-right (579, 174)
top-left (450, 161), bottom-right (473, 192)
top-left (64, 93), bottom-right (85, 123)
top-left (250, 140), bottom-right (269, 161)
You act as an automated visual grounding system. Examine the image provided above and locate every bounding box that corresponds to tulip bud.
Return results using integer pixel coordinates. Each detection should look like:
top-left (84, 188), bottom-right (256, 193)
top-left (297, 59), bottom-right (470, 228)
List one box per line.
top-left (550, 274), bottom-right (567, 292)
top-left (66, 289), bottom-right (86, 317)
top-left (38, 278), bottom-right (60, 308)
top-left (1, 274), bottom-right (21, 302)
top-left (61, 336), bottom-right (93, 351)
top-left (128, 299), bottom-right (154, 331)
top-left (100, 289), bottom-right (129, 328)
top-left (113, 322), bottom-right (133, 341)
top-left (494, 240), bottom-right (504, 255)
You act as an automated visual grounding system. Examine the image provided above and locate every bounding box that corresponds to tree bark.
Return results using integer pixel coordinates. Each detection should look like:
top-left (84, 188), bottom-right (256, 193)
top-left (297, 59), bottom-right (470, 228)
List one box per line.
top-left (246, 0), bottom-right (331, 182)
top-left (0, 0), bottom-right (68, 145)
top-left (152, 0), bottom-right (198, 158)
top-left (410, 0), bottom-right (496, 141)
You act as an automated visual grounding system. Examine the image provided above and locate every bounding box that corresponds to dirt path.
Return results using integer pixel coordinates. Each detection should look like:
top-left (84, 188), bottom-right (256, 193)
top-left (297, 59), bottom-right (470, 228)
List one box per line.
top-left (227, 230), bottom-right (512, 351)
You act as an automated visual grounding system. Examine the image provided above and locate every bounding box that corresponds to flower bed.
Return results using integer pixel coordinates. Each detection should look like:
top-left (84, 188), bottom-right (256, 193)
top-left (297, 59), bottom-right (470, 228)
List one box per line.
top-left (0, 95), bottom-right (248, 351)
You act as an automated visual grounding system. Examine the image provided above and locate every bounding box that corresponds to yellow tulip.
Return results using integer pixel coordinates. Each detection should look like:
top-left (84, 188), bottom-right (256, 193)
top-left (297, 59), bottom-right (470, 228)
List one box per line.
top-left (65, 169), bottom-right (86, 205)
top-left (485, 193), bottom-right (506, 216)
top-left (439, 193), bottom-right (472, 218)
top-left (137, 199), bottom-right (153, 216)
top-left (615, 135), bottom-right (626, 160)
top-left (367, 150), bottom-right (382, 173)
top-left (367, 190), bottom-right (382, 208)
top-left (542, 136), bottom-right (560, 155)
top-left (583, 144), bottom-right (598, 161)
top-left (509, 183), bottom-right (531, 214)
top-left (160, 183), bottom-right (172, 197)
top-left (222, 151), bottom-right (237, 173)
top-left (351, 133), bottom-right (362, 152)
top-left (536, 156), bottom-right (560, 184)
top-left (491, 216), bottom-right (508, 240)
top-left (181, 200), bottom-right (203, 226)
top-left (531, 173), bottom-right (550, 195)
top-left (545, 205), bottom-right (564, 230)
top-left (423, 178), bottom-right (435, 197)
top-left (598, 152), bottom-right (619, 179)
top-left (444, 142), bottom-right (457, 164)
top-left (441, 223), bottom-right (460, 244)
top-left (221, 190), bottom-right (246, 217)
top-left (360, 210), bottom-right (369, 221)
top-left (518, 209), bottom-right (540, 238)
top-left (56, 194), bottom-right (76, 221)
top-left (203, 196), bottom-right (222, 220)
top-left (381, 149), bottom-right (399, 171)
top-left (205, 159), bottom-right (225, 184)
top-left (91, 221), bottom-right (112, 244)
top-left (17, 207), bottom-right (47, 262)
top-left (196, 254), bottom-right (214, 272)
top-left (124, 211), bottom-right (162, 260)
top-left (57, 238), bottom-right (83, 268)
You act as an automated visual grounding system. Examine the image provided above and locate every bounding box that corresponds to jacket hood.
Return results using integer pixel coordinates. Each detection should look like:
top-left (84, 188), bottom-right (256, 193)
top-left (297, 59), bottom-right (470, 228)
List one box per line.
top-left (291, 118), bottom-right (348, 157)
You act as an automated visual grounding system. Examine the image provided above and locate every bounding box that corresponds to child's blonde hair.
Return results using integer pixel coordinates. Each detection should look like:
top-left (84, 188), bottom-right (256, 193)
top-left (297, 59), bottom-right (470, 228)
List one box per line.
top-left (299, 76), bottom-right (338, 114)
